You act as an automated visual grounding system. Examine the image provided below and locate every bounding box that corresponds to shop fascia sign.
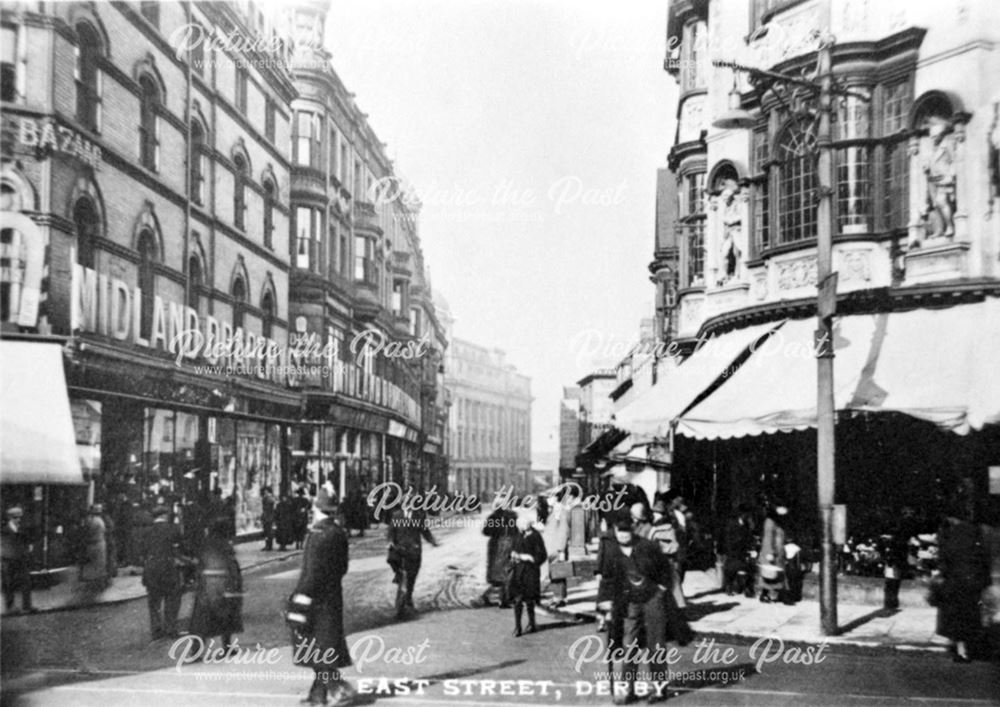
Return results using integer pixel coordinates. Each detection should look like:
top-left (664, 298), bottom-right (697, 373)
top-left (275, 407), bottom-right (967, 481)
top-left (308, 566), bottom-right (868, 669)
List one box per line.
top-left (11, 115), bottom-right (102, 169)
top-left (71, 263), bottom-right (285, 381)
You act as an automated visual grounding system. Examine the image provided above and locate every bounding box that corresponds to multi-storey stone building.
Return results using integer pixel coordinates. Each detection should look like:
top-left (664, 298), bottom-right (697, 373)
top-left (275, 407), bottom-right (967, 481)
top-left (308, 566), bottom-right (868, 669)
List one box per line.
top-left (280, 0), bottom-right (449, 498)
top-left (617, 0), bottom-right (1000, 533)
top-left (0, 1), bottom-right (449, 570)
top-left (439, 315), bottom-right (532, 498)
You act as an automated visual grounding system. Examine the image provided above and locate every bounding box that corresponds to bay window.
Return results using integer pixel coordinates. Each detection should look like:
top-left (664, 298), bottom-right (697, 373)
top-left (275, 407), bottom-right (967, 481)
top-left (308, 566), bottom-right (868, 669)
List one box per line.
top-left (295, 111), bottom-right (321, 168)
top-left (296, 207), bottom-right (321, 273)
top-left (354, 235), bottom-right (376, 284)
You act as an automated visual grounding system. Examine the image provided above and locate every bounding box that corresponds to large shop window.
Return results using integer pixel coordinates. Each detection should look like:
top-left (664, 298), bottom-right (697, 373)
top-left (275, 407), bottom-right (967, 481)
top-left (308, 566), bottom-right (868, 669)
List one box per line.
top-left (74, 22), bottom-right (102, 132)
top-left (215, 419), bottom-right (282, 535)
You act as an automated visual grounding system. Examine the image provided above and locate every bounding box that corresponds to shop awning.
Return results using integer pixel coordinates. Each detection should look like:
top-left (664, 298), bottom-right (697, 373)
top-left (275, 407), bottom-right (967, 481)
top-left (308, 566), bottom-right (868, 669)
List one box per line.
top-left (677, 299), bottom-right (1000, 439)
top-left (612, 320), bottom-right (787, 440)
top-left (0, 341), bottom-right (84, 484)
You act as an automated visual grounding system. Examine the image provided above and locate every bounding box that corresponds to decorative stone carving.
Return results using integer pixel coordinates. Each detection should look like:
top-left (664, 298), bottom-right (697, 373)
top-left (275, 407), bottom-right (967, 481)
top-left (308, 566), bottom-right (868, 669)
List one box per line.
top-left (840, 250), bottom-right (872, 283)
top-left (776, 257), bottom-right (817, 291)
top-left (918, 115), bottom-right (958, 242)
top-left (753, 272), bottom-right (768, 301)
top-left (717, 179), bottom-right (743, 285)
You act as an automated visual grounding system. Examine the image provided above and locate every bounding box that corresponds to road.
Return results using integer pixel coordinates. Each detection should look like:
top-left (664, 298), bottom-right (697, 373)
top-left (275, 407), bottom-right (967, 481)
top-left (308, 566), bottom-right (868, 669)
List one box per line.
top-left (3, 514), bottom-right (998, 706)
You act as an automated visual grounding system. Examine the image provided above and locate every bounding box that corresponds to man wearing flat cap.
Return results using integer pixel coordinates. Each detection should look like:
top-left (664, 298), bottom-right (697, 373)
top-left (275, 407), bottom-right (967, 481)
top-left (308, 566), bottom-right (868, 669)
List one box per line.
top-left (2, 506), bottom-right (36, 613)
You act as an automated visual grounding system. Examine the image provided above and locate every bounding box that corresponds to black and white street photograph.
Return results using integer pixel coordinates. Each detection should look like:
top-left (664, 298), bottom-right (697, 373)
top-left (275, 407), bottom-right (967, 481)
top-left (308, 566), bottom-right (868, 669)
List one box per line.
top-left (2, 0), bottom-right (1000, 705)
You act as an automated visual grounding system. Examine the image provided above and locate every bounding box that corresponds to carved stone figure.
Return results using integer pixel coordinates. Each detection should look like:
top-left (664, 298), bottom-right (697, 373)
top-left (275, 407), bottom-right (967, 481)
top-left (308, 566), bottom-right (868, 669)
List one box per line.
top-left (922, 116), bottom-right (957, 239)
top-left (718, 180), bottom-right (742, 283)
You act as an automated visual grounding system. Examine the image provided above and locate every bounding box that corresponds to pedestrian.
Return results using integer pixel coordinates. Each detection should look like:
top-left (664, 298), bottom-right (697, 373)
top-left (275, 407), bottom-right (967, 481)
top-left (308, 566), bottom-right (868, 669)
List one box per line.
top-left (189, 518), bottom-right (243, 655)
top-left (1, 506), bottom-right (36, 613)
top-left (482, 503), bottom-right (518, 607)
top-left (79, 504), bottom-right (109, 588)
top-left (882, 506), bottom-right (918, 610)
top-left (758, 502), bottom-right (788, 603)
top-left (275, 493), bottom-right (296, 551)
top-left (596, 518), bottom-right (674, 705)
top-left (344, 488), bottom-right (369, 538)
top-left (261, 487), bottom-right (276, 551)
top-left (648, 501), bottom-right (694, 645)
top-left (662, 489), bottom-right (689, 609)
top-left (294, 487), bottom-right (311, 550)
top-left (535, 494), bottom-right (550, 526)
top-left (139, 505), bottom-right (185, 640)
top-left (721, 504), bottom-right (754, 596)
top-left (509, 515), bottom-right (547, 636)
top-left (102, 506), bottom-right (118, 581)
top-left (630, 503), bottom-right (652, 539)
top-left (130, 502), bottom-right (154, 574)
top-left (290, 485), bottom-right (356, 706)
top-left (387, 503), bottom-right (438, 619)
top-left (937, 500), bottom-right (991, 662)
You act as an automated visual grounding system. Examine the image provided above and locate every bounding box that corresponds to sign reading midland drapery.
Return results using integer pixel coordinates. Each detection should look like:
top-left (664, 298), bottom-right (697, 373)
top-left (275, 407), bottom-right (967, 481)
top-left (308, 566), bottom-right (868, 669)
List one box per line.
top-left (70, 263), bottom-right (287, 383)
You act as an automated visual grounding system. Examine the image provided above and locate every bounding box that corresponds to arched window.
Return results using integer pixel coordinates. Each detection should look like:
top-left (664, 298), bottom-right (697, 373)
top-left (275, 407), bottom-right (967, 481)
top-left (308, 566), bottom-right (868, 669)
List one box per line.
top-left (75, 22), bottom-right (102, 132)
top-left (262, 178), bottom-right (275, 250)
top-left (187, 253), bottom-right (202, 311)
top-left (73, 196), bottom-right (100, 268)
top-left (233, 153), bottom-right (247, 230)
top-left (137, 229), bottom-right (157, 340)
top-left (190, 120), bottom-right (206, 204)
top-left (139, 75), bottom-right (160, 171)
top-left (776, 120), bottom-right (817, 245)
top-left (260, 289), bottom-right (275, 339)
top-left (231, 276), bottom-right (246, 330)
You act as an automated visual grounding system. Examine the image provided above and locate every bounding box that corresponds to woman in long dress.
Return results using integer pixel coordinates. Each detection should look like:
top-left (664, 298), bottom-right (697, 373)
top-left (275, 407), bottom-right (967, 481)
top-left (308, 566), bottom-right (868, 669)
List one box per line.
top-left (189, 518), bottom-right (243, 654)
top-left (937, 507), bottom-right (990, 662)
top-left (757, 504), bottom-right (788, 603)
top-left (79, 505), bottom-right (108, 588)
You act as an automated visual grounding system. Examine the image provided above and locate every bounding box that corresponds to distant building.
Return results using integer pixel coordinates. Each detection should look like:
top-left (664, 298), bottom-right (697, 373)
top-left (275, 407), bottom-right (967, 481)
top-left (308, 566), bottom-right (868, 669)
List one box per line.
top-left (440, 317), bottom-right (531, 497)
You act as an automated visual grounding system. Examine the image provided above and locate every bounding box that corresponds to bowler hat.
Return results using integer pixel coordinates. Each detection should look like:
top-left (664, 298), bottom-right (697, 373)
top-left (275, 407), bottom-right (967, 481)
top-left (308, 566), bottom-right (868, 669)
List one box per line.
top-left (4, 506), bottom-right (23, 519)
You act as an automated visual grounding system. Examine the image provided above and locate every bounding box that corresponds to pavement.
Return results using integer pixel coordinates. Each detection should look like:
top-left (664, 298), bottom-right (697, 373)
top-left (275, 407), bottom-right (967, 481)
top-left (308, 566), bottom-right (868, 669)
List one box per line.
top-left (1, 519), bottom-right (951, 654)
top-left (0, 528), bottom-right (392, 618)
top-left (548, 564), bottom-right (949, 655)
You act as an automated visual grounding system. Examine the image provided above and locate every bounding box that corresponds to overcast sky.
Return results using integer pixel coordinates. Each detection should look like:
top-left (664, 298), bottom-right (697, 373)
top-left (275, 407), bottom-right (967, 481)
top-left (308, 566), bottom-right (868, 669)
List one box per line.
top-left (322, 0), bottom-right (677, 462)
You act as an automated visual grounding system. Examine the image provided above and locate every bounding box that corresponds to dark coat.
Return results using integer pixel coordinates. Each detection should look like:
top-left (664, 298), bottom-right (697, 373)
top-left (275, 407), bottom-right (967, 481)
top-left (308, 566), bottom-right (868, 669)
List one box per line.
top-left (388, 510), bottom-right (435, 570)
top-left (275, 498), bottom-right (296, 547)
top-left (292, 518), bottom-right (351, 669)
top-left (139, 520), bottom-right (183, 592)
top-left (509, 528), bottom-right (547, 599)
top-left (189, 536), bottom-right (243, 638)
top-left (261, 494), bottom-right (276, 526)
top-left (483, 508), bottom-right (518, 586)
top-left (937, 518), bottom-right (991, 642)
top-left (344, 492), bottom-right (369, 532)
top-left (293, 495), bottom-right (311, 542)
top-left (1, 523), bottom-right (32, 590)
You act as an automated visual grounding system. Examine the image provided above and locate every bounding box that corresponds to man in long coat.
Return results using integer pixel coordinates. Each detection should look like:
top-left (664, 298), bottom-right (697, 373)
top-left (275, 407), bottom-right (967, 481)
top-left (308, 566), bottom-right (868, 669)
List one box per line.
top-left (387, 503), bottom-right (438, 619)
top-left (260, 487), bottom-right (276, 551)
top-left (139, 505), bottom-right (184, 639)
top-left (597, 518), bottom-right (676, 705)
top-left (291, 486), bottom-right (355, 706)
top-left (1, 506), bottom-right (35, 613)
top-left (190, 518), bottom-right (243, 652)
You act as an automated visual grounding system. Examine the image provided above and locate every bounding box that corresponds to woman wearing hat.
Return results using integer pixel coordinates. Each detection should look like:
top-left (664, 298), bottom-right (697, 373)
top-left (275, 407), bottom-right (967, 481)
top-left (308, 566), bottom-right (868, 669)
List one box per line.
top-left (757, 503), bottom-right (789, 603)
top-left (189, 518), bottom-right (243, 655)
top-left (79, 505), bottom-right (109, 589)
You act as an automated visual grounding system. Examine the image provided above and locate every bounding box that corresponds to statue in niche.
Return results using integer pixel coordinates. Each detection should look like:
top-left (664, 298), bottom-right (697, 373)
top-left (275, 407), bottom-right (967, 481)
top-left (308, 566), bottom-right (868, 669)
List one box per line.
top-left (718, 178), bottom-right (742, 284)
top-left (921, 115), bottom-right (957, 240)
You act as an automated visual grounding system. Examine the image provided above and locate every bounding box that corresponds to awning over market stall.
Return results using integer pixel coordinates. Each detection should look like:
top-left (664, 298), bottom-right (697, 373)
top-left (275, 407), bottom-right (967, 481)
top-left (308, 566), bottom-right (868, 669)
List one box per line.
top-left (0, 340), bottom-right (84, 484)
top-left (613, 320), bottom-right (787, 440)
top-left (677, 298), bottom-right (1000, 439)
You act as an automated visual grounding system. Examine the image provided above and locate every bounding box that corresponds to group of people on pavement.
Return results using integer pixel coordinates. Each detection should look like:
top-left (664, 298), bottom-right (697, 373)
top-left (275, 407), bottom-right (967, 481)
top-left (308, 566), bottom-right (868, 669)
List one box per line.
top-left (261, 486), bottom-right (313, 552)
